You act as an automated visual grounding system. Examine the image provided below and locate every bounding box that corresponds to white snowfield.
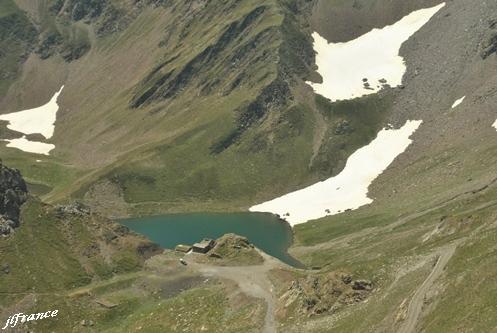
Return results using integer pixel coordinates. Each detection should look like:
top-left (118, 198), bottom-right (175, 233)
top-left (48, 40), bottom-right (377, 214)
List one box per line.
top-left (0, 86), bottom-right (64, 139)
top-left (4, 136), bottom-right (55, 155)
top-left (451, 96), bottom-right (465, 109)
top-left (252, 4), bottom-right (445, 225)
top-left (250, 120), bottom-right (422, 226)
top-left (493, 119), bottom-right (497, 131)
top-left (306, 3), bottom-right (445, 101)
top-left (0, 86), bottom-right (63, 155)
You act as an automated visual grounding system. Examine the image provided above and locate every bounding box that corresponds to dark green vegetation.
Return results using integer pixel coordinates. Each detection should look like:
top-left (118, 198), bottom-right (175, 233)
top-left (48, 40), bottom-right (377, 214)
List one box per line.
top-left (0, 0), bottom-right (391, 217)
top-left (0, 164), bottom-right (263, 332)
top-left (121, 212), bottom-right (301, 266)
top-left (0, 0), bottom-right (147, 95)
top-left (0, 171), bottom-right (265, 332)
top-left (72, 0), bottom-right (326, 214)
top-left (0, 0), bottom-right (36, 95)
top-left (0, 147), bottom-right (83, 203)
top-left (0, 197), bottom-right (160, 309)
top-left (1, 0), bottom-right (497, 332)
top-left (310, 92), bottom-right (392, 176)
top-left (287, 178), bottom-right (497, 332)
top-left (208, 233), bottom-right (264, 266)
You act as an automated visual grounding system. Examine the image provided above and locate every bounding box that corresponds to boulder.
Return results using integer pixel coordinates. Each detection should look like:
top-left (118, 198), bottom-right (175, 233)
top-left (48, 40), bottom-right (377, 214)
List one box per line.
top-left (1, 264), bottom-right (10, 274)
top-left (0, 216), bottom-right (14, 235)
top-left (55, 202), bottom-right (91, 218)
top-left (279, 272), bottom-right (374, 316)
top-left (0, 161), bottom-right (28, 235)
top-left (352, 279), bottom-right (373, 291)
top-left (334, 120), bottom-right (354, 135)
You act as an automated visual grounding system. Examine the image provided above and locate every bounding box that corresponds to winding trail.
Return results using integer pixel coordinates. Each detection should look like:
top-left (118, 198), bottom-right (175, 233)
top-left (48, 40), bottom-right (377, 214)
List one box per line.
top-left (190, 251), bottom-right (284, 333)
top-left (398, 216), bottom-right (493, 333)
top-left (398, 244), bottom-right (458, 333)
top-left (291, 178), bottom-right (497, 257)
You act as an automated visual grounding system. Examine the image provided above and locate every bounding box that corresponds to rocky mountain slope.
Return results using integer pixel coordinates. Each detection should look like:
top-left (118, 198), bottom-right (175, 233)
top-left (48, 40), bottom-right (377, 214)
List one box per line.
top-left (0, 0), bottom-right (391, 216)
top-left (0, 160), bottom-right (27, 234)
top-left (0, 162), bottom-right (161, 329)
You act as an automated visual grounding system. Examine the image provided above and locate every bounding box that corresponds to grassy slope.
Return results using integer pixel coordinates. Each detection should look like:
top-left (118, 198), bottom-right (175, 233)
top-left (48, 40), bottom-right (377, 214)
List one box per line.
top-left (0, 170), bottom-right (262, 332)
top-left (2, 1), bottom-right (496, 331)
top-left (0, 0), bottom-right (37, 95)
top-left (75, 0), bottom-right (313, 213)
top-left (73, 90), bottom-right (390, 216)
top-left (79, 21), bottom-right (390, 215)
top-left (20, 281), bottom-right (263, 333)
top-left (289, 149), bottom-right (497, 332)
top-left (0, 198), bottom-right (157, 308)
top-left (0, 200), bottom-right (90, 307)
top-left (0, 0), bottom-right (389, 216)
top-left (0, 145), bottom-right (84, 197)
top-left (1, 205), bottom-right (264, 332)
top-left (103, 287), bottom-right (262, 333)
top-left (0, 0), bottom-right (392, 216)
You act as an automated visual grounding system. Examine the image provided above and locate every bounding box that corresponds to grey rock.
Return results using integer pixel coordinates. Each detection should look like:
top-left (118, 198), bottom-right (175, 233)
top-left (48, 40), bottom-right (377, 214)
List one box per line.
top-left (0, 161), bottom-right (28, 235)
top-left (1, 264), bottom-right (10, 274)
top-left (352, 279), bottom-right (373, 291)
top-left (341, 274), bottom-right (352, 284)
top-left (334, 120), bottom-right (355, 135)
top-left (80, 319), bottom-right (94, 327)
top-left (55, 202), bottom-right (91, 218)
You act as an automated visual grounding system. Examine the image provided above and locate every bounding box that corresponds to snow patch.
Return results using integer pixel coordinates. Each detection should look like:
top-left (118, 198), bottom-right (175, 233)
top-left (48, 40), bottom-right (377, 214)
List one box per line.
top-left (0, 86), bottom-right (64, 139)
top-left (0, 86), bottom-right (63, 155)
top-left (493, 119), bottom-right (497, 131)
top-left (451, 96), bottom-right (465, 109)
top-left (250, 120), bottom-right (422, 226)
top-left (306, 4), bottom-right (445, 101)
top-left (3, 136), bottom-right (55, 155)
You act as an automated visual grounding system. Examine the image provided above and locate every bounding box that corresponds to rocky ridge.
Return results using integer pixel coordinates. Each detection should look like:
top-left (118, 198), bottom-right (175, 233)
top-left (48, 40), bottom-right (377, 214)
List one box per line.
top-left (279, 272), bottom-right (373, 317)
top-left (208, 233), bottom-right (263, 265)
top-left (0, 160), bottom-right (28, 235)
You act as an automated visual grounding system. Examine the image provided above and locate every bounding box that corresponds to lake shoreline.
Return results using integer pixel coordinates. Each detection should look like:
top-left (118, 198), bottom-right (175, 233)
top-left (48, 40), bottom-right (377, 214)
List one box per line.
top-left (119, 211), bottom-right (305, 268)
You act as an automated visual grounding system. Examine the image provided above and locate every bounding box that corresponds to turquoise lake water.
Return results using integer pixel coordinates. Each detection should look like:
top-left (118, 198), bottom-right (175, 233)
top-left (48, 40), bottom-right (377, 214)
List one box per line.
top-left (120, 212), bottom-right (302, 267)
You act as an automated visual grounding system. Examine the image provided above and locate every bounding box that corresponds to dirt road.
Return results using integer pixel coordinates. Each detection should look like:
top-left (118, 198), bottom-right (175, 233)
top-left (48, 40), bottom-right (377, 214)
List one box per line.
top-left (190, 251), bottom-right (285, 333)
top-left (397, 244), bottom-right (458, 333)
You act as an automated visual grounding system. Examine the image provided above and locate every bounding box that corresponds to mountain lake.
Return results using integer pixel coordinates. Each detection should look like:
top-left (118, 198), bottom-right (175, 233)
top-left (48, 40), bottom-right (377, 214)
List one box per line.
top-left (120, 212), bottom-right (303, 267)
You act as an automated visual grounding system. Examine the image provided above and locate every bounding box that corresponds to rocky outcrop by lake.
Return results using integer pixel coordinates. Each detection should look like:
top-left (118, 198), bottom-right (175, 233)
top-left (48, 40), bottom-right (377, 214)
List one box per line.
top-left (0, 160), bottom-right (28, 235)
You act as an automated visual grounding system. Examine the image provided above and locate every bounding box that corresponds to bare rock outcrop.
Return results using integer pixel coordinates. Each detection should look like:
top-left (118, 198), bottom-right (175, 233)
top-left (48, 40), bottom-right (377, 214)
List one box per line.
top-left (279, 272), bottom-right (374, 317)
top-left (206, 233), bottom-right (263, 265)
top-left (0, 161), bottom-right (28, 235)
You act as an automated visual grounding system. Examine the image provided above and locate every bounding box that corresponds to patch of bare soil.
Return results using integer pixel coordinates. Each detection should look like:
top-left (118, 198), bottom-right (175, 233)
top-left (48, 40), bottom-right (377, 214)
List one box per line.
top-left (311, 0), bottom-right (444, 43)
top-left (184, 250), bottom-right (285, 333)
top-left (83, 179), bottom-right (129, 218)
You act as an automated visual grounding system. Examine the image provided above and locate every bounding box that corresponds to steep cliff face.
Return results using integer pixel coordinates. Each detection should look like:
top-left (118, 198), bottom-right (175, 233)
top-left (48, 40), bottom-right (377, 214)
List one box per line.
top-left (0, 160), bottom-right (28, 234)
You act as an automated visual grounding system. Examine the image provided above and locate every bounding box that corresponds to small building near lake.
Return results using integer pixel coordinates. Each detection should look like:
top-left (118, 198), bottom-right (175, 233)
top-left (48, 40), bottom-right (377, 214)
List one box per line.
top-left (192, 238), bottom-right (215, 253)
top-left (175, 244), bottom-right (192, 253)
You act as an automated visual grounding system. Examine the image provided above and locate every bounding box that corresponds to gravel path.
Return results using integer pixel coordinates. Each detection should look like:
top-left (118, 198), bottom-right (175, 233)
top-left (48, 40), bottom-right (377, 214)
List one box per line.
top-left (398, 243), bottom-right (458, 333)
top-left (190, 251), bottom-right (285, 333)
